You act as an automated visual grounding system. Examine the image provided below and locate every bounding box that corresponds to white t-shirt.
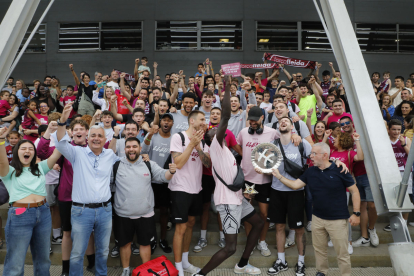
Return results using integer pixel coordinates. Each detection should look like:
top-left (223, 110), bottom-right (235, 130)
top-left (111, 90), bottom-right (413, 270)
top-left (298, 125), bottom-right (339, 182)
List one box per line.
top-left (106, 81), bottom-right (120, 92)
top-left (98, 123), bottom-right (114, 141)
top-left (260, 102), bottom-right (273, 111)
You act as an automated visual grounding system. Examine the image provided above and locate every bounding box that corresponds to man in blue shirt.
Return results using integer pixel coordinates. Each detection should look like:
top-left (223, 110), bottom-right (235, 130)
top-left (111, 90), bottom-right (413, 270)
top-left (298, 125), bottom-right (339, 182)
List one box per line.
top-left (194, 63), bottom-right (207, 77)
top-left (53, 102), bottom-right (120, 276)
top-left (272, 142), bottom-right (360, 276)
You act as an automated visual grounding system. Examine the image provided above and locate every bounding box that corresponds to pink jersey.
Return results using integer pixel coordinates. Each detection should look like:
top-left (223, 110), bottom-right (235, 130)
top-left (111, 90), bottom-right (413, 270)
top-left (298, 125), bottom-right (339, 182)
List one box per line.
top-left (327, 112), bottom-right (353, 128)
top-left (34, 114), bottom-right (48, 128)
top-left (60, 95), bottom-right (77, 118)
top-left (0, 100), bottom-right (11, 117)
top-left (391, 137), bottom-right (407, 171)
top-left (330, 149), bottom-right (357, 173)
top-left (236, 126), bottom-right (280, 184)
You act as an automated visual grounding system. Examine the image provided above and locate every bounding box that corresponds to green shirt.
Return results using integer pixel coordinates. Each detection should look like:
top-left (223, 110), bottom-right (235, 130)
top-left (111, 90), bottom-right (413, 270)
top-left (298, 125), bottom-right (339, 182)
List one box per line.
top-left (298, 94), bottom-right (317, 125)
top-left (0, 160), bottom-right (51, 203)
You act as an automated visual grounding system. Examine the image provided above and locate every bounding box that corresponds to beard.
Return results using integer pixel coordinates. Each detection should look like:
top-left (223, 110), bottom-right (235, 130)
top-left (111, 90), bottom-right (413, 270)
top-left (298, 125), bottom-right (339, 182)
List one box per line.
top-left (126, 152), bottom-right (140, 162)
top-left (280, 128), bottom-right (290, 134)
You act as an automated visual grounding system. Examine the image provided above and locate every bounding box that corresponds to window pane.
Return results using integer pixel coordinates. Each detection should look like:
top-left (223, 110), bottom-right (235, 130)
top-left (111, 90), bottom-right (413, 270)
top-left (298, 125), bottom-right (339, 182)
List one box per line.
top-left (19, 23), bottom-right (46, 53)
top-left (302, 22), bottom-right (331, 51)
top-left (200, 29), bottom-right (242, 50)
top-left (101, 22), bottom-right (142, 30)
top-left (157, 21), bottom-right (197, 29)
top-left (356, 24), bottom-right (397, 52)
top-left (257, 22), bottom-right (298, 51)
top-left (101, 22), bottom-right (142, 50)
top-left (59, 23), bottom-right (99, 51)
top-left (399, 33), bottom-right (414, 52)
top-left (201, 21), bottom-right (242, 29)
top-left (156, 30), bottom-right (198, 50)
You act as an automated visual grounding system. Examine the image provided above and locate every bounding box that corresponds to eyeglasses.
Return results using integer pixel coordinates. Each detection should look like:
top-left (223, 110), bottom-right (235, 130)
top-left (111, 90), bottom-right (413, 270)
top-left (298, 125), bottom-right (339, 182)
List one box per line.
top-left (296, 75), bottom-right (302, 78)
top-left (94, 156), bottom-right (100, 169)
top-left (40, 105), bottom-right (48, 108)
top-left (340, 121), bottom-right (351, 126)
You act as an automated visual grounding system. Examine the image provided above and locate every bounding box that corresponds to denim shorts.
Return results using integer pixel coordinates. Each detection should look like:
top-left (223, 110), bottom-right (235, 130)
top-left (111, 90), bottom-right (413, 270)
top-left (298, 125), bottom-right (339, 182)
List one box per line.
top-left (355, 174), bottom-right (374, 202)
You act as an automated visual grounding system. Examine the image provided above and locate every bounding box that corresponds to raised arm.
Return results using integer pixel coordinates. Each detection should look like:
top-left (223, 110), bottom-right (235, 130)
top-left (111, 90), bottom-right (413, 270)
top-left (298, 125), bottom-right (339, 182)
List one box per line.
top-left (217, 75), bottom-right (232, 146)
top-left (92, 89), bottom-right (104, 107)
top-left (352, 133), bottom-right (364, 161)
top-left (153, 62), bottom-right (158, 83)
top-left (329, 62), bottom-right (337, 78)
top-left (38, 121), bottom-right (59, 159)
top-left (0, 127), bottom-right (10, 177)
top-left (169, 75), bottom-right (180, 105)
top-left (90, 110), bottom-right (101, 128)
top-left (119, 73), bottom-right (131, 101)
top-left (110, 95), bottom-right (124, 122)
top-left (69, 64), bottom-right (80, 86)
top-left (46, 148), bottom-right (62, 170)
top-left (134, 58), bottom-right (140, 81)
top-left (108, 126), bottom-right (120, 154)
top-left (306, 108), bottom-right (313, 134)
top-left (280, 64), bottom-right (293, 82)
top-left (310, 79), bottom-right (324, 111)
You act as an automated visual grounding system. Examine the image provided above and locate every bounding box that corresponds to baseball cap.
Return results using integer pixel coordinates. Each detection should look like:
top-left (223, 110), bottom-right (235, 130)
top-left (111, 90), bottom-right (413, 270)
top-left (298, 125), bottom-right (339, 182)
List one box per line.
top-left (247, 106), bottom-right (263, 121)
top-left (160, 113), bottom-right (174, 121)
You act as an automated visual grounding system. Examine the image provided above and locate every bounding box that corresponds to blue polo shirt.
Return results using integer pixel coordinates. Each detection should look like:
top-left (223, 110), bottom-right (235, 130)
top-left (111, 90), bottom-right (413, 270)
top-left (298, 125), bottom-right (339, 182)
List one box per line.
top-left (299, 162), bottom-right (354, 220)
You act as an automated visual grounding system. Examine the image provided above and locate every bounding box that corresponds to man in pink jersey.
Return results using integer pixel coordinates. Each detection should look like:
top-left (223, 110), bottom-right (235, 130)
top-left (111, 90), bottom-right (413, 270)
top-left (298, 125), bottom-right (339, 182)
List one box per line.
top-left (325, 99), bottom-right (352, 128)
top-left (192, 75), bottom-right (264, 276)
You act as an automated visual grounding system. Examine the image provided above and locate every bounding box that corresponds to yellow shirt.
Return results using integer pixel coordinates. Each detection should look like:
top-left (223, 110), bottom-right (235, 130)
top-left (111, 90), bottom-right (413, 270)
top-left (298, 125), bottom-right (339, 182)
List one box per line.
top-left (404, 129), bottom-right (414, 140)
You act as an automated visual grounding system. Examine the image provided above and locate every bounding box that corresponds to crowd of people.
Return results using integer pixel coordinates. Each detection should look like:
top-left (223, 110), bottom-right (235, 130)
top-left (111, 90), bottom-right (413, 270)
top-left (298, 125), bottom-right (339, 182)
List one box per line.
top-left (0, 56), bottom-right (413, 276)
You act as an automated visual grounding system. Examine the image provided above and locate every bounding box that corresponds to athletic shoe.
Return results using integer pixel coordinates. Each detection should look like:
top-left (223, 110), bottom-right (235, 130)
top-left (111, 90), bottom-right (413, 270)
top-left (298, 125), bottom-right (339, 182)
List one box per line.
top-left (111, 245), bottom-right (119, 258)
top-left (52, 236), bottom-right (62, 245)
top-left (348, 243), bottom-right (353, 255)
top-left (193, 238), bottom-right (207, 253)
top-left (306, 221), bottom-right (312, 232)
top-left (50, 247), bottom-right (52, 254)
top-left (86, 266), bottom-right (95, 274)
top-left (218, 238), bottom-right (226, 248)
top-left (327, 240), bottom-right (333, 247)
top-left (383, 224), bottom-right (391, 232)
top-left (151, 239), bottom-right (157, 255)
top-left (183, 264), bottom-right (200, 274)
top-left (295, 261), bottom-right (305, 276)
top-left (267, 259), bottom-right (288, 275)
top-left (269, 223), bottom-right (275, 230)
top-left (167, 219), bottom-right (173, 231)
top-left (257, 241), bottom-right (271, 257)
top-left (352, 236), bottom-right (370, 247)
top-left (368, 228), bottom-right (379, 247)
top-left (60, 273), bottom-right (69, 276)
top-left (131, 243), bottom-right (140, 255)
top-left (121, 268), bottom-right (131, 276)
top-left (316, 273), bottom-right (326, 276)
top-left (159, 239), bottom-right (172, 253)
top-left (234, 263), bottom-right (261, 275)
top-left (285, 237), bottom-right (296, 249)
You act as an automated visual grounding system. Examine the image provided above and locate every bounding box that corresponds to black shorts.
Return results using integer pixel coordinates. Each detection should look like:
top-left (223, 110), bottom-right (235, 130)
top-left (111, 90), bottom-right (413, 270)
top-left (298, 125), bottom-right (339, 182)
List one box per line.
top-left (171, 191), bottom-right (203, 223)
top-left (201, 174), bottom-right (216, 203)
top-left (246, 181), bottom-right (272, 204)
top-left (151, 183), bottom-right (171, 208)
top-left (267, 189), bottom-right (305, 229)
top-left (114, 213), bottom-right (156, 247)
top-left (58, 201), bottom-right (73, 232)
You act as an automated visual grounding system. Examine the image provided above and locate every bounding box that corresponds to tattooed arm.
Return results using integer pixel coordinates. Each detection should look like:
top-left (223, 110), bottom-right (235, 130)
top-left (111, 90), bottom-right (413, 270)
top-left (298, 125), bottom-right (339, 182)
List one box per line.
top-left (196, 148), bottom-right (211, 168)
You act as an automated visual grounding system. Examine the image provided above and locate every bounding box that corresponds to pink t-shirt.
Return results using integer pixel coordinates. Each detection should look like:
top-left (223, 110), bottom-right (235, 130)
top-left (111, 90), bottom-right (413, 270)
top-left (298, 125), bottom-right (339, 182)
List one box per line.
top-left (0, 100), bottom-right (11, 117)
top-left (210, 137), bottom-right (243, 205)
top-left (330, 149), bottom-right (357, 173)
top-left (236, 126), bottom-right (279, 184)
top-left (60, 95), bottom-right (77, 118)
top-left (34, 114), bottom-right (48, 128)
top-left (326, 112), bottom-right (353, 128)
top-left (169, 131), bottom-right (209, 194)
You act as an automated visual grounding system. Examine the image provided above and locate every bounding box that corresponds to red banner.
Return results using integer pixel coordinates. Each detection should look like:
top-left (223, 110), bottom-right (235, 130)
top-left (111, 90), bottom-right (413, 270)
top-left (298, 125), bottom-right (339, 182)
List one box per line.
top-left (263, 53), bottom-right (317, 69)
top-left (241, 63), bottom-right (279, 69)
top-left (114, 69), bottom-right (135, 82)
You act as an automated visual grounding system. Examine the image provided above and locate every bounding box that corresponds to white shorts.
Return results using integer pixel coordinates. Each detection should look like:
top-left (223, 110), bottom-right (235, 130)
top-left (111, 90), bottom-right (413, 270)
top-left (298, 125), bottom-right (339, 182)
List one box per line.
top-left (216, 198), bottom-right (255, 235)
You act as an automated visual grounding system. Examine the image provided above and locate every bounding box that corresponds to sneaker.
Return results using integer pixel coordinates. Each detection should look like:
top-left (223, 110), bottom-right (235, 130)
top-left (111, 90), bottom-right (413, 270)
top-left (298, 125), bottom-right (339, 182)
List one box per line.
top-left (151, 239), bottom-right (157, 255)
top-left (86, 266), bottom-right (95, 274)
top-left (183, 264), bottom-right (200, 274)
top-left (193, 238), bottom-right (207, 253)
top-left (348, 243), bottom-right (353, 255)
top-left (327, 240), bottom-right (333, 247)
top-left (285, 237), bottom-right (295, 249)
top-left (50, 247), bottom-right (52, 254)
top-left (368, 228), bottom-right (379, 247)
top-left (167, 220), bottom-right (173, 231)
top-left (218, 238), bottom-right (226, 248)
top-left (131, 243), bottom-right (140, 255)
top-left (295, 261), bottom-right (306, 276)
top-left (111, 245), bottom-right (119, 257)
top-left (257, 241), bottom-right (271, 257)
top-left (121, 268), bottom-right (131, 276)
top-left (267, 259), bottom-right (288, 275)
top-left (234, 263), bottom-right (261, 275)
top-left (306, 221), bottom-right (312, 232)
top-left (383, 224), bottom-right (391, 232)
top-left (159, 239), bottom-right (172, 253)
top-left (352, 236), bottom-right (370, 247)
top-left (52, 236), bottom-right (63, 245)
top-left (60, 273), bottom-right (69, 276)
top-left (269, 223), bottom-right (275, 230)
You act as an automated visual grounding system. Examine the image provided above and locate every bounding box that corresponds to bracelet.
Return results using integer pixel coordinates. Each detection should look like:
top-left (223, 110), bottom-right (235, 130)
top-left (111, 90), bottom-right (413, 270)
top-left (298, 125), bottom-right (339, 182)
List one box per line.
top-left (169, 170), bottom-right (176, 174)
top-left (402, 144), bottom-right (406, 147)
top-left (0, 141), bottom-right (5, 146)
top-left (278, 175), bottom-right (283, 180)
top-left (145, 138), bottom-right (151, 142)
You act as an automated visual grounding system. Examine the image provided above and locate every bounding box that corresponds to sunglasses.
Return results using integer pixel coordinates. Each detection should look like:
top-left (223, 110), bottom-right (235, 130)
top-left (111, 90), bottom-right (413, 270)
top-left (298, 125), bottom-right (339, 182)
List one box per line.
top-left (340, 121), bottom-right (351, 126)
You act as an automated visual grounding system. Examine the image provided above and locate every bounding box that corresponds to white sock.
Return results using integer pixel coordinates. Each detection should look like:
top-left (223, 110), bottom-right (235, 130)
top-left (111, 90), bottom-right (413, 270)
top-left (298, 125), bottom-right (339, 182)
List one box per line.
top-left (123, 267), bottom-right (130, 273)
top-left (288, 229), bottom-right (295, 240)
top-left (176, 262), bottom-right (184, 276)
top-left (219, 231), bottom-right (225, 240)
top-left (53, 228), bottom-right (61, 238)
top-left (200, 229), bottom-right (207, 240)
top-left (182, 252), bottom-right (190, 268)
top-left (278, 252), bottom-right (285, 263)
top-left (298, 255), bottom-right (305, 263)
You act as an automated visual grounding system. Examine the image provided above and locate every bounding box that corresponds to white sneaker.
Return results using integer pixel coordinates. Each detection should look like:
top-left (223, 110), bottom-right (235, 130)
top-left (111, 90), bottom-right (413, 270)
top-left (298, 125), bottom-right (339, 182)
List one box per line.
top-left (368, 228), bottom-right (379, 247)
top-left (183, 264), bottom-right (200, 274)
top-left (257, 241), bottom-right (271, 257)
top-left (306, 221), bottom-right (312, 232)
top-left (269, 222), bottom-right (275, 230)
top-left (348, 243), bottom-right (353, 255)
top-left (218, 238), bottom-right (226, 248)
top-left (328, 240), bottom-right (333, 247)
top-left (284, 237), bottom-right (296, 248)
top-left (234, 263), bottom-right (261, 275)
top-left (193, 238), bottom-right (207, 253)
top-left (353, 236), bottom-right (370, 247)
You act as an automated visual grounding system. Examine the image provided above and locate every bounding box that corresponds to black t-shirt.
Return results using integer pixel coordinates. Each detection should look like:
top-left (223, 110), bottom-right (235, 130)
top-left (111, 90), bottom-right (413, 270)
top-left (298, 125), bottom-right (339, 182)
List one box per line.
top-left (122, 114), bottom-right (153, 125)
top-left (78, 83), bottom-right (94, 101)
top-left (149, 99), bottom-right (172, 114)
top-left (32, 97), bottom-right (56, 110)
top-left (299, 162), bottom-right (354, 220)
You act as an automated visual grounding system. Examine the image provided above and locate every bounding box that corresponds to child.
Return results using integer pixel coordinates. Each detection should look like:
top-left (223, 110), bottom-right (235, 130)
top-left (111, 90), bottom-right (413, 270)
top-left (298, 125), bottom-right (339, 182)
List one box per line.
top-left (59, 85), bottom-right (77, 124)
top-left (403, 115), bottom-right (414, 140)
top-left (91, 110), bottom-right (114, 141)
top-left (260, 90), bottom-right (273, 111)
top-left (21, 100), bottom-right (43, 142)
top-left (0, 90), bottom-right (11, 118)
top-left (378, 71), bottom-right (392, 94)
top-left (138, 57), bottom-right (151, 78)
top-left (5, 131), bottom-right (21, 164)
top-left (268, 78), bottom-right (279, 103)
top-left (327, 121), bottom-right (341, 149)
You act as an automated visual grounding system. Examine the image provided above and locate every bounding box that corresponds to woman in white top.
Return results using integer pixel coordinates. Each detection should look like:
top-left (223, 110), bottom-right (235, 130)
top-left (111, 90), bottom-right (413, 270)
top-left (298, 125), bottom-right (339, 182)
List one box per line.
top-left (92, 86), bottom-right (116, 111)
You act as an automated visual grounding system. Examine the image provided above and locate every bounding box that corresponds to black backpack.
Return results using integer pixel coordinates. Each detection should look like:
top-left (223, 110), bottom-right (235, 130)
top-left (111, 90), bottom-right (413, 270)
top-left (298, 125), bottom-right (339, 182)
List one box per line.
top-left (112, 160), bottom-right (152, 185)
top-left (272, 121), bottom-right (301, 137)
top-left (275, 139), bottom-right (306, 179)
top-left (177, 132), bottom-right (205, 149)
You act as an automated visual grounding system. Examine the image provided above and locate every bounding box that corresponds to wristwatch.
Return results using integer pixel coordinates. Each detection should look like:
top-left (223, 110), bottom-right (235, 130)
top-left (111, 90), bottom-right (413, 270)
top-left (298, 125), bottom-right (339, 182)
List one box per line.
top-left (353, 212), bottom-right (361, 217)
top-left (57, 119), bottom-right (66, 126)
top-left (113, 135), bottom-right (120, 139)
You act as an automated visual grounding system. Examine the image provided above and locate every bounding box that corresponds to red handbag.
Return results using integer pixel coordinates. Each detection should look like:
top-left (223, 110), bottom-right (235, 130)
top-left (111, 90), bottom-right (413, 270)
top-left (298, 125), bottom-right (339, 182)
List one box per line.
top-left (132, 255), bottom-right (178, 276)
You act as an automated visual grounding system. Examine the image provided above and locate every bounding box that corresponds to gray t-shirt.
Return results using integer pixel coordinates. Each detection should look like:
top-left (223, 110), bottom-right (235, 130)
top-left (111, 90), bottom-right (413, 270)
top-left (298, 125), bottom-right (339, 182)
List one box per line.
top-left (141, 133), bottom-right (172, 183)
top-left (115, 138), bottom-right (126, 158)
top-left (265, 119), bottom-right (310, 140)
top-left (271, 139), bottom-right (312, 191)
top-left (198, 106), bottom-right (210, 124)
top-left (171, 111), bottom-right (189, 135)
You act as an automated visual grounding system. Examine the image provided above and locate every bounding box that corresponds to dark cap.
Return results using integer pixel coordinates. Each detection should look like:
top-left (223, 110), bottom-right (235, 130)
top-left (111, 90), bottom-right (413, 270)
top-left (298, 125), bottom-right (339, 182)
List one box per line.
top-left (247, 106), bottom-right (263, 121)
top-left (160, 113), bottom-right (174, 121)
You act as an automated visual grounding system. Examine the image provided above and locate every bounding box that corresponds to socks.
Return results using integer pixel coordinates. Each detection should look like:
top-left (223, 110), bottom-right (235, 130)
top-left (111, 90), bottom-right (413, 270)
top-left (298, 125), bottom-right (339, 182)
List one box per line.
top-left (238, 257), bottom-right (249, 268)
top-left (176, 262), bottom-right (184, 276)
top-left (53, 228), bottom-right (61, 238)
top-left (298, 255), bottom-right (305, 263)
top-left (219, 231), bottom-right (225, 240)
top-left (198, 270), bottom-right (206, 276)
top-left (182, 252), bottom-right (190, 268)
top-left (87, 254), bottom-right (95, 269)
top-left (200, 230), bottom-right (207, 240)
top-left (287, 229), bottom-right (295, 241)
top-left (123, 267), bottom-right (130, 274)
top-left (62, 260), bottom-right (70, 274)
top-left (278, 252), bottom-right (285, 263)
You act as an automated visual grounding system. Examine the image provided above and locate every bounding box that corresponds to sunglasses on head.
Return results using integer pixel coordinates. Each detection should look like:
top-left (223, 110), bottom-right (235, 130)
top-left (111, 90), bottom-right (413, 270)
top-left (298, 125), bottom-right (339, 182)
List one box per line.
top-left (340, 121), bottom-right (351, 126)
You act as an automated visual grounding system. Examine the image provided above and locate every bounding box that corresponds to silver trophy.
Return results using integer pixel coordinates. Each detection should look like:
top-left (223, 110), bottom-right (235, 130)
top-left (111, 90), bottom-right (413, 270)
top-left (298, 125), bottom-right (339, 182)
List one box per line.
top-left (251, 143), bottom-right (283, 174)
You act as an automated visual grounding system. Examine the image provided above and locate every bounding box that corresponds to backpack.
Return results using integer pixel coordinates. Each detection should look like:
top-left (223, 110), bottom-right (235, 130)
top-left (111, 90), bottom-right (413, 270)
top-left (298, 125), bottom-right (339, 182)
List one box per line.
top-left (275, 139), bottom-right (306, 179)
top-left (267, 104), bottom-right (296, 123)
top-left (132, 255), bottom-right (178, 276)
top-left (177, 132), bottom-right (205, 149)
top-left (112, 160), bottom-right (152, 185)
top-left (272, 121), bottom-right (301, 137)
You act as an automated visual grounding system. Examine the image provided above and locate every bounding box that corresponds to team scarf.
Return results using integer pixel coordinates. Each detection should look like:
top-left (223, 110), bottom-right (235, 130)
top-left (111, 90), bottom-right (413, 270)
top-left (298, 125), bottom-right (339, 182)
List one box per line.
top-left (240, 63), bottom-right (279, 70)
top-left (114, 69), bottom-right (135, 81)
top-left (263, 53), bottom-right (317, 69)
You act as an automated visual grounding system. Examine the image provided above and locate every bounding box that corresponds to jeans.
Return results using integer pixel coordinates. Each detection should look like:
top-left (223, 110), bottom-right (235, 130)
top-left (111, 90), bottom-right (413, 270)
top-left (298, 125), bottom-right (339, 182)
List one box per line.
top-left (4, 203), bottom-right (51, 276)
top-left (70, 203), bottom-right (112, 276)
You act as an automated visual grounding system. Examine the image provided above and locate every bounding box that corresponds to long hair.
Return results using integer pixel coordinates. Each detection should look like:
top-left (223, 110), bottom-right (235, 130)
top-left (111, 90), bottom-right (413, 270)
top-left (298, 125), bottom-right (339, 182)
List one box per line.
top-left (395, 100), bottom-right (414, 117)
top-left (10, 140), bottom-right (41, 177)
top-left (103, 86), bottom-right (114, 108)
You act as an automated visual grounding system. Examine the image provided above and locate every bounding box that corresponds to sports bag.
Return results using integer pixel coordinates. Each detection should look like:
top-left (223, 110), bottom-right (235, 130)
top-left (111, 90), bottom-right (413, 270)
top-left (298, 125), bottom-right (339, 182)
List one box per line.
top-left (132, 255), bottom-right (178, 276)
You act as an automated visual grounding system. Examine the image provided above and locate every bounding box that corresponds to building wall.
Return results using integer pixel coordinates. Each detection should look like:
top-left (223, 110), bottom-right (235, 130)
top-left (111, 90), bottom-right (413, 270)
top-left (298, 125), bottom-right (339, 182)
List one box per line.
top-left (1, 0), bottom-right (413, 85)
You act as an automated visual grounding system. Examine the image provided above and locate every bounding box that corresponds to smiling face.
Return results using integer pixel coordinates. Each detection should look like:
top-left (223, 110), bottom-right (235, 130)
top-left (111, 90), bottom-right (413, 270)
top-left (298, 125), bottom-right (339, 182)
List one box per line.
top-left (125, 140), bottom-right (141, 162)
top-left (16, 81), bottom-right (23, 90)
top-left (152, 89), bottom-right (161, 102)
top-left (18, 142), bottom-right (35, 167)
top-left (1, 92), bottom-right (10, 101)
top-left (207, 83), bottom-right (215, 92)
top-left (401, 103), bottom-right (413, 116)
top-left (39, 103), bottom-right (49, 115)
top-left (124, 123), bottom-right (138, 138)
top-left (300, 86), bottom-right (308, 96)
top-left (8, 133), bottom-right (20, 146)
top-left (323, 74), bottom-right (330, 82)
top-left (255, 94), bottom-right (263, 106)
top-left (105, 88), bottom-right (113, 99)
top-left (401, 90), bottom-right (411, 101)
top-left (230, 96), bottom-right (240, 112)
top-left (190, 113), bottom-right (206, 131)
top-left (8, 95), bottom-right (17, 105)
top-left (382, 95), bottom-right (390, 106)
top-left (160, 117), bottom-right (173, 134)
top-left (101, 115), bottom-right (112, 127)
top-left (274, 102), bottom-right (289, 119)
top-left (326, 95), bottom-right (336, 107)
top-left (139, 89), bottom-right (148, 101)
top-left (72, 123), bottom-right (88, 144)
top-left (182, 97), bottom-right (195, 114)
top-left (88, 128), bottom-right (106, 151)
top-left (202, 94), bottom-right (214, 108)
top-left (38, 85), bottom-right (47, 96)
top-left (332, 101), bottom-right (343, 115)
top-left (279, 117), bottom-right (293, 134)
top-left (210, 109), bottom-right (221, 125)
top-left (340, 118), bottom-right (353, 133)
top-left (389, 124), bottom-right (402, 140)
